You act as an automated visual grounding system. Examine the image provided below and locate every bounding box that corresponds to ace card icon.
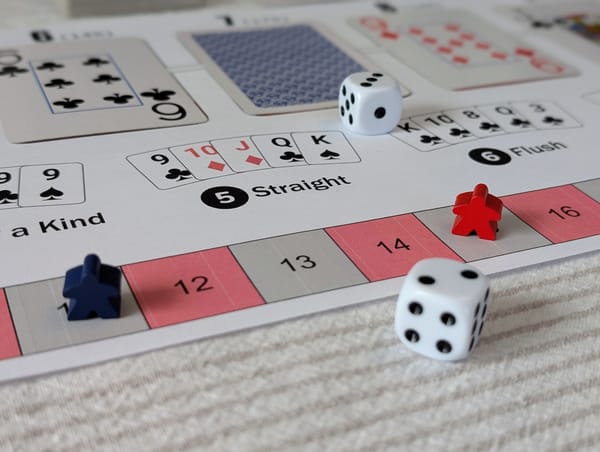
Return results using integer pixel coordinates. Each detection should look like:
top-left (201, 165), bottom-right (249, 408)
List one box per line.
top-left (0, 167), bottom-right (20, 210)
top-left (18, 163), bottom-right (85, 207)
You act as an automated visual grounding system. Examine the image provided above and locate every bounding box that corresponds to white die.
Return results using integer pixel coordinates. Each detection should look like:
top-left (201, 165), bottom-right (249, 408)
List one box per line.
top-left (394, 258), bottom-right (490, 361)
top-left (338, 72), bottom-right (402, 135)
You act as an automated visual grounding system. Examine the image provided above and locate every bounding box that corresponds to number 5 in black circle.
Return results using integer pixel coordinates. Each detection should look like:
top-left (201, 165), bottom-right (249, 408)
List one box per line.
top-left (201, 186), bottom-right (249, 209)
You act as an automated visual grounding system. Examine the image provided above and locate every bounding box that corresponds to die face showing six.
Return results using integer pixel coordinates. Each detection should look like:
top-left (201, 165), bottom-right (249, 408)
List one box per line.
top-left (394, 258), bottom-right (490, 362)
top-left (339, 72), bottom-right (403, 135)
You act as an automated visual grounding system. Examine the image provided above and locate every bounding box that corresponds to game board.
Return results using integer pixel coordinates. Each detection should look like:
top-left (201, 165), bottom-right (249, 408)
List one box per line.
top-left (1, 0), bottom-right (600, 383)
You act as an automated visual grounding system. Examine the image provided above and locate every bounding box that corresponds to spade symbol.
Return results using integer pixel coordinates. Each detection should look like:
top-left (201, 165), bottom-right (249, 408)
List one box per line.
top-left (40, 187), bottom-right (63, 201)
top-left (103, 93), bottom-right (133, 104)
top-left (531, 20), bottom-right (554, 29)
top-left (36, 61), bottom-right (64, 71)
top-left (420, 134), bottom-right (442, 145)
top-left (449, 128), bottom-right (472, 138)
top-left (0, 190), bottom-right (18, 204)
top-left (320, 150), bottom-right (340, 160)
top-left (165, 168), bottom-right (192, 181)
top-left (510, 118), bottom-right (532, 128)
top-left (83, 57), bottom-right (110, 67)
top-left (141, 88), bottom-right (176, 101)
top-left (280, 151), bottom-right (304, 162)
top-left (53, 97), bottom-right (84, 109)
top-left (479, 121), bottom-right (500, 132)
top-left (542, 116), bottom-right (564, 126)
top-left (44, 78), bottom-right (74, 89)
top-left (93, 74), bottom-right (121, 84)
top-left (0, 66), bottom-right (28, 77)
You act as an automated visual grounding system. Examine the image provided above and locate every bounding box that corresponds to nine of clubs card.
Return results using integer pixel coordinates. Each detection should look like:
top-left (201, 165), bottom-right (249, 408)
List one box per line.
top-left (0, 38), bottom-right (207, 143)
top-left (349, 9), bottom-right (578, 90)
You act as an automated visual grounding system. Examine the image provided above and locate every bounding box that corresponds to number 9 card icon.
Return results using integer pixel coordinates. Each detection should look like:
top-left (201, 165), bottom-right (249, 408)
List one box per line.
top-left (201, 186), bottom-right (249, 209)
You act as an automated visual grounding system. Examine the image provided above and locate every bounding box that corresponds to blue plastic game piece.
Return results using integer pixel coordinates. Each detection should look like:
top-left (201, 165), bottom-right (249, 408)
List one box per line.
top-left (62, 254), bottom-right (122, 321)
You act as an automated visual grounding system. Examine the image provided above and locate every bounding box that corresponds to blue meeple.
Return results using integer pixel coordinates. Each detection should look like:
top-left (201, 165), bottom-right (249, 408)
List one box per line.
top-left (62, 254), bottom-right (122, 320)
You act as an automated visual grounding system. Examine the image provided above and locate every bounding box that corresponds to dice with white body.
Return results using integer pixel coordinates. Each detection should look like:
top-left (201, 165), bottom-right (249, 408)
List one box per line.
top-left (394, 258), bottom-right (490, 361)
top-left (338, 72), bottom-right (402, 135)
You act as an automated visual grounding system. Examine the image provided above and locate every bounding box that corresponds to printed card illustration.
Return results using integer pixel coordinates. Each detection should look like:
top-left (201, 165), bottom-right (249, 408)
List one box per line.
top-left (0, 167), bottom-right (20, 210)
top-left (512, 2), bottom-right (600, 60)
top-left (0, 38), bottom-right (207, 143)
top-left (18, 163), bottom-right (85, 207)
top-left (177, 24), bottom-right (374, 115)
top-left (349, 9), bottom-right (578, 90)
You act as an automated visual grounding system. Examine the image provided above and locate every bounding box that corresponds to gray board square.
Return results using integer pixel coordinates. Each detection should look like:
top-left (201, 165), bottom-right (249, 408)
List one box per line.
top-left (6, 276), bottom-right (148, 354)
top-left (229, 229), bottom-right (368, 302)
top-left (414, 206), bottom-right (551, 262)
top-left (575, 179), bottom-right (600, 203)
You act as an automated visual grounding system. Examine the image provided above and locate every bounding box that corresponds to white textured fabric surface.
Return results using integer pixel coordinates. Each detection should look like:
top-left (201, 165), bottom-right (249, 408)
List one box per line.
top-left (1, 2), bottom-right (600, 450)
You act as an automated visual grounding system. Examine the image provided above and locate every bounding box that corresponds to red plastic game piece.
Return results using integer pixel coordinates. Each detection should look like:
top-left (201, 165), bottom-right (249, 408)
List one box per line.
top-left (452, 183), bottom-right (503, 240)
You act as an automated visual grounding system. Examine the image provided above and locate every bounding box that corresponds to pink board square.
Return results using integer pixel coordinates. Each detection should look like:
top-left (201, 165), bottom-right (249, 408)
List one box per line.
top-left (501, 185), bottom-right (600, 243)
top-left (325, 214), bottom-right (462, 282)
top-left (123, 248), bottom-right (264, 328)
top-left (0, 289), bottom-right (20, 359)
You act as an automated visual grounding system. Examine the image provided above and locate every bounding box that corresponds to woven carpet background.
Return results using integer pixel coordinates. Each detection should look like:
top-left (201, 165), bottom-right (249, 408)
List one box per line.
top-left (1, 3), bottom-right (600, 450)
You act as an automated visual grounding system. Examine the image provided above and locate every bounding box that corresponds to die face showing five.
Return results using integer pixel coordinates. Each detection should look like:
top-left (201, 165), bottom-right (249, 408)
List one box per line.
top-left (395, 258), bottom-right (490, 361)
top-left (339, 72), bottom-right (403, 135)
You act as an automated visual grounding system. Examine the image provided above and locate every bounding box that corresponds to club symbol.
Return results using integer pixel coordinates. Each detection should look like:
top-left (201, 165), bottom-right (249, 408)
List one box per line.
top-left (280, 151), bottom-right (304, 162)
top-left (531, 20), bottom-right (554, 29)
top-left (479, 121), bottom-right (500, 132)
top-left (0, 66), bottom-right (28, 77)
top-left (0, 190), bottom-right (18, 204)
top-left (93, 74), bottom-right (121, 84)
top-left (449, 128), bottom-right (472, 138)
top-left (103, 93), bottom-right (134, 104)
top-left (320, 150), bottom-right (340, 160)
top-left (542, 116), bottom-right (564, 126)
top-left (510, 118), bottom-right (532, 128)
top-left (44, 78), bottom-right (74, 89)
top-left (141, 88), bottom-right (176, 101)
top-left (53, 97), bottom-right (85, 109)
top-left (83, 57), bottom-right (110, 67)
top-left (40, 187), bottom-right (63, 200)
top-left (420, 134), bottom-right (443, 145)
top-left (36, 61), bottom-right (64, 71)
top-left (165, 168), bottom-right (192, 181)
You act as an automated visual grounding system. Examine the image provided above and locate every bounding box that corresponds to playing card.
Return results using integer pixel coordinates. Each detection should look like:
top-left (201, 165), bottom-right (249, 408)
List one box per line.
top-left (410, 113), bottom-right (477, 144)
top-left (476, 103), bottom-right (536, 133)
top-left (0, 167), bottom-right (20, 210)
top-left (391, 120), bottom-right (449, 151)
top-left (178, 24), bottom-right (374, 115)
top-left (443, 108), bottom-right (506, 138)
top-left (0, 38), bottom-right (207, 143)
top-left (211, 137), bottom-right (270, 172)
top-left (290, 132), bottom-right (360, 165)
top-left (349, 10), bottom-right (578, 90)
top-left (127, 150), bottom-right (197, 190)
top-left (18, 163), bottom-right (85, 207)
top-left (169, 142), bottom-right (234, 180)
top-left (510, 101), bottom-right (581, 129)
top-left (250, 133), bottom-right (307, 167)
top-left (512, 3), bottom-right (600, 60)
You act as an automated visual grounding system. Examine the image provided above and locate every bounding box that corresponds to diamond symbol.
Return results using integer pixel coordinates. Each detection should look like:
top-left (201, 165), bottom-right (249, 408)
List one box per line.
top-left (246, 155), bottom-right (263, 166)
top-left (208, 161), bottom-right (225, 172)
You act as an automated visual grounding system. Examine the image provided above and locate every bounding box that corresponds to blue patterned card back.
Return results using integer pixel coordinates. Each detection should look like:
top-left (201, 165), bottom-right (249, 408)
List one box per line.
top-left (190, 25), bottom-right (366, 110)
